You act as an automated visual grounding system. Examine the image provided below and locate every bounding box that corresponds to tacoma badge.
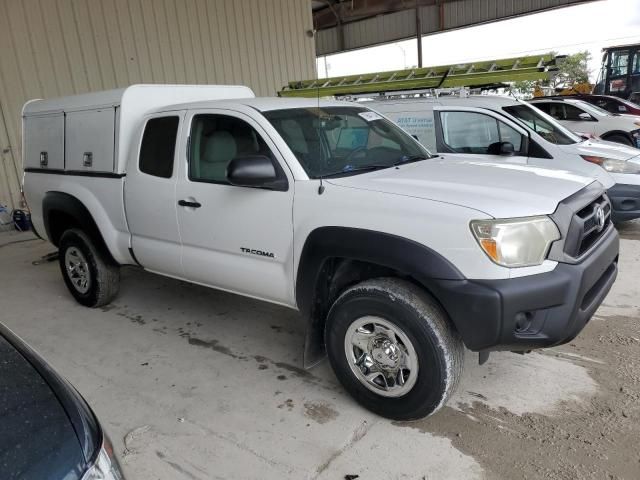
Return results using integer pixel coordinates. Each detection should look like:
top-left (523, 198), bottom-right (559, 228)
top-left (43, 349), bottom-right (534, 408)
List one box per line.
top-left (241, 247), bottom-right (275, 258)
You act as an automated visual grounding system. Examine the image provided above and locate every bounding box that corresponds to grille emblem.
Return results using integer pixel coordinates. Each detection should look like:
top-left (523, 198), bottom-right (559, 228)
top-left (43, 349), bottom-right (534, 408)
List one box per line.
top-left (594, 204), bottom-right (605, 232)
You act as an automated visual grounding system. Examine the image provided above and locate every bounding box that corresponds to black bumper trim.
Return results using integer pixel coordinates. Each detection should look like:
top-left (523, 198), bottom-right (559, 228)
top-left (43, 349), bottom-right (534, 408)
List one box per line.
top-left (608, 183), bottom-right (640, 222)
top-left (433, 226), bottom-right (619, 352)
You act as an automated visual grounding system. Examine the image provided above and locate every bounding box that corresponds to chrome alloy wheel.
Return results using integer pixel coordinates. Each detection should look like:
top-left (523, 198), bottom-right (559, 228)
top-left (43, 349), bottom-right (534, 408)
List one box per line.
top-left (344, 316), bottom-right (419, 398)
top-left (65, 247), bottom-right (91, 294)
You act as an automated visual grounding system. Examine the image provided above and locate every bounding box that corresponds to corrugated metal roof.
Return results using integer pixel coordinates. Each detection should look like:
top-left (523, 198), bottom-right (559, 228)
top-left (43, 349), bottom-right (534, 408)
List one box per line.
top-left (316, 0), bottom-right (594, 56)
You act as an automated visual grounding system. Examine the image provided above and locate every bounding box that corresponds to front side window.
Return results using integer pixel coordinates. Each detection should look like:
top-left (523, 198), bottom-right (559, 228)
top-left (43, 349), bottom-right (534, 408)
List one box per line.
top-left (189, 114), bottom-right (275, 184)
top-left (545, 103), bottom-right (565, 120)
top-left (564, 104), bottom-right (590, 121)
top-left (440, 111), bottom-right (522, 154)
top-left (139, 116), bottom-right (179, 178)
top-left (263, 107), bottom-right (430, 178)
top-left (503, 104), bottom-right (580, 145)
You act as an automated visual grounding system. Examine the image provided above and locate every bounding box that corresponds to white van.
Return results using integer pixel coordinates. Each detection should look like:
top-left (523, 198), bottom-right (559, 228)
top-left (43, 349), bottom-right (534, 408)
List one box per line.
top-left (370, 95), bottom-right (640, 222)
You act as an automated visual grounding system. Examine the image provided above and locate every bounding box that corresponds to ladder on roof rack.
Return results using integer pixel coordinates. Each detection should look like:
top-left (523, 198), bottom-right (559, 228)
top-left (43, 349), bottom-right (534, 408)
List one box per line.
top-left (279, 53), bottom-right (562, 98)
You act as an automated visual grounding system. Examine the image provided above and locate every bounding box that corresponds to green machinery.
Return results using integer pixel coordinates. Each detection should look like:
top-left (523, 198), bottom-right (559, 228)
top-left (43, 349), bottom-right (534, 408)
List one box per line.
top-left (279, 53), bottom-right (562, 98)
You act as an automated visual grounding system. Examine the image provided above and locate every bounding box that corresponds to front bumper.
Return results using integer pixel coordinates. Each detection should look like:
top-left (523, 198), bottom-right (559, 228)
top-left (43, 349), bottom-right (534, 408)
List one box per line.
top-left (431, 225), bottom-right (619, 352)
top-left (608, 183), bottom-right (640, 222)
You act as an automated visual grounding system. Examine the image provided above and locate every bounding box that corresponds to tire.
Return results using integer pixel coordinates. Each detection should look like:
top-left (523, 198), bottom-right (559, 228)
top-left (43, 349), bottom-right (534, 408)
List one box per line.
top-left (58, 228), bottom-right (120, 307)
top-left (604, 134), bottom-right (634, 147)
top-left (325, 277), bottom-right (464, 420)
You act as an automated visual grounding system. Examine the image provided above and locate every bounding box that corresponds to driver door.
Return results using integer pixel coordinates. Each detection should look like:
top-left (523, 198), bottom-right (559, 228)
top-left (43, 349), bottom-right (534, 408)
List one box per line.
top-left (433, 107), bottom-right (529, 164)
top-left (175, 108), bottom-right (295, 306)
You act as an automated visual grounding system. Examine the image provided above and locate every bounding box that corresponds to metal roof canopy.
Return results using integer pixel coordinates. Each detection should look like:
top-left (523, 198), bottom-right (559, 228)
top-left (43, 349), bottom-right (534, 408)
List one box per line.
top-left (313, 0), bottom-right (595, 58)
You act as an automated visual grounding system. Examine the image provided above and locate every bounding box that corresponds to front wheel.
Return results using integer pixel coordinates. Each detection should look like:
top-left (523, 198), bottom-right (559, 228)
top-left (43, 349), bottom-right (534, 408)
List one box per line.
top-left (58, 229), bottom-right (120, 307)
top-left (325, 278), bottom-right (464, 420)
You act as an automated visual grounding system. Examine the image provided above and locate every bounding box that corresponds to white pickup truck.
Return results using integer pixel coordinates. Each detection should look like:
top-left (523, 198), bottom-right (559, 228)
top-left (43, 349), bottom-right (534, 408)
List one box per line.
top-left (23, 85), bottom-right (619, 420)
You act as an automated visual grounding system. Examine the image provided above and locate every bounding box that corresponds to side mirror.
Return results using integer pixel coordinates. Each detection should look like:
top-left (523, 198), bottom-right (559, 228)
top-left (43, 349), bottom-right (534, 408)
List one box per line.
top-left (578, 112), bottom-right (593, 121)
top-left (227, 155), bottom-right (288, 191)
top-left (488, 141), bottom-right (515, 156)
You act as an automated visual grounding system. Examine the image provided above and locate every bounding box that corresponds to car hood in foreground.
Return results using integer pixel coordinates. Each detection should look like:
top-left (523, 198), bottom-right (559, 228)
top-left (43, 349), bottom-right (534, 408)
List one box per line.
top-left (0, 335), bottom-right (86, 480)
top-left (327, 158), bottom-right (594, 218)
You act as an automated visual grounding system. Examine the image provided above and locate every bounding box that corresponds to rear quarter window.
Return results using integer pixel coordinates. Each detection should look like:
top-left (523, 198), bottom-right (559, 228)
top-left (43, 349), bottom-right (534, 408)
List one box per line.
top-left (139, 116), bottom-right (179, 178)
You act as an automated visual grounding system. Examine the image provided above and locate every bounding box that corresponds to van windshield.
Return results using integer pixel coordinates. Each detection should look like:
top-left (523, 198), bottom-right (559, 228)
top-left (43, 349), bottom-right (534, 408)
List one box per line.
top-left (571, 100), bottom-right (611, 116)
top-left (503, 104), bottom-right (581, 145)
top-left (263, 106), bottom-right (432, 178)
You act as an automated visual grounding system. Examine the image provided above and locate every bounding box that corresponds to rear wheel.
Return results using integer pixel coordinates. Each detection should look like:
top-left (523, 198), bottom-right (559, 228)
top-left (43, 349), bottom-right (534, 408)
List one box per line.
top-left (325, 278), bottom-right (464, 420)
top-left (604, 134), bottom-right (634, 147)
top-left (58, 229), bottom-right (120, 307)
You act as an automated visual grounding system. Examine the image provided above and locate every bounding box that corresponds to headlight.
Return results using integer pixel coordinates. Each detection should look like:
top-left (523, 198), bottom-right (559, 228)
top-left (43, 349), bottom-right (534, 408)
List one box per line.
top-left (470, 216), bottom-right (560, 267)
top-left (581, 155), bottom-right (640, 174)
top-left (82, 436), bottom-right (125, 480)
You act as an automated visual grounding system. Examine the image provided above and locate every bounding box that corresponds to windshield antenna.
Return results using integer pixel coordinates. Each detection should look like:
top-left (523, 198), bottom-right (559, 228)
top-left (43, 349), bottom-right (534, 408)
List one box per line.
top-left (317, 77), bottom-right (325, 195)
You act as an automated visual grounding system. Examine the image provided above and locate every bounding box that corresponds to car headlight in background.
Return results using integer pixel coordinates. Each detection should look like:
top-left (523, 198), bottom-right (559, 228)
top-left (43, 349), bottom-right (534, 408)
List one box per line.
top-left (581, 155), bottom-right (640, 174)
top-left (470, 216), bottom-right (560, 267)
top-left (82, 436), bottom-right (125, 480)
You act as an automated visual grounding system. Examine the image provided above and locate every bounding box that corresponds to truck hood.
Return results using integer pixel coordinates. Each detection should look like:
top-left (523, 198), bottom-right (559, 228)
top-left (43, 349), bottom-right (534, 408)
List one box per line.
top-left (327, 158), bottom-right (594, 218)
top-left (558, 138), bottom-right (640, 161)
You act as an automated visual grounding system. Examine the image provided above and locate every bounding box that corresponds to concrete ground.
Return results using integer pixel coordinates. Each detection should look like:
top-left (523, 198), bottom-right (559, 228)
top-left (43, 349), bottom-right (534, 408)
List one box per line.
top-left (1, 224), bottom-right (639, 480)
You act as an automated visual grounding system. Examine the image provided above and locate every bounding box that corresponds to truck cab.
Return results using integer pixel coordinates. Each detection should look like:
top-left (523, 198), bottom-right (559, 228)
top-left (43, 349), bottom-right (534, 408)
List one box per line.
top-left (594, 43), bottom-right (640, 102)
top-left (22, 85), bottom-right (619, 420)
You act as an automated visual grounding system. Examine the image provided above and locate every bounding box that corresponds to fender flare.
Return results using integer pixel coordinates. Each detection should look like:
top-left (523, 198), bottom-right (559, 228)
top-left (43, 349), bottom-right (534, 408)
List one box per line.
top-left (601, 130), bottom-right (634, 145)
top-left (42, 191), bottom-right (116, 264)
top-left (295, 227), bottom-right (465, 366)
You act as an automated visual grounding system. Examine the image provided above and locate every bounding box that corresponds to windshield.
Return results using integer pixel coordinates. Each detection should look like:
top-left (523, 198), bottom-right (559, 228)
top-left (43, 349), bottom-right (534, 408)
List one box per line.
top-left (503, 104), bottom-right (581, 145)
top-left (263, 106), bottom-right (431, 178)
top-left (571, 100), bottom-right (610, 116)
top-left (619, 97), bottom-right (640, 109)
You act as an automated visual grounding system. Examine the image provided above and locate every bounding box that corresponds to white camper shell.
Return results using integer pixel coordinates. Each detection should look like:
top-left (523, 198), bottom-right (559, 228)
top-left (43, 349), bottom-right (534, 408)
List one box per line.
top-left (22, 84), bottom-right (255, 175)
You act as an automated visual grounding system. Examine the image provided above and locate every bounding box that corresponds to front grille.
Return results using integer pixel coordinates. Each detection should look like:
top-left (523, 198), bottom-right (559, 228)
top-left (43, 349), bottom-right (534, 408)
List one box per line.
top-left (568, 195), bottom-right (612, 257)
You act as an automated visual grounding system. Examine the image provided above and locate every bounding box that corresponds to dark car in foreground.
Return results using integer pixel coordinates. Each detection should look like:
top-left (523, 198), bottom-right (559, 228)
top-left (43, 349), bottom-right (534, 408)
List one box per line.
top-left (0, 323), bottom-right (125, 480)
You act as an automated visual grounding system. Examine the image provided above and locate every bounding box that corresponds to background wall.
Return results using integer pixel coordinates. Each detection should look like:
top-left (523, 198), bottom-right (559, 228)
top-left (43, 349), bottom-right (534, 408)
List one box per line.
top-left (0, 0), bottom-right (316, 209)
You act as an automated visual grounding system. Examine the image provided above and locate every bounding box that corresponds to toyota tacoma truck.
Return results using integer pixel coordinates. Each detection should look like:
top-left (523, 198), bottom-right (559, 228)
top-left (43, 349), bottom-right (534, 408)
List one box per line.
top-left (22, 85), bottom-right (619, 420)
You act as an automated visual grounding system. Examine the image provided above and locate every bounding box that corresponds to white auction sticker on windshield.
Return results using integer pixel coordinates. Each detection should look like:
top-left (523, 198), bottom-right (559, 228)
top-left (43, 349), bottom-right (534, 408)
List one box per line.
top-left (358, 111), bottom-right (383, 122)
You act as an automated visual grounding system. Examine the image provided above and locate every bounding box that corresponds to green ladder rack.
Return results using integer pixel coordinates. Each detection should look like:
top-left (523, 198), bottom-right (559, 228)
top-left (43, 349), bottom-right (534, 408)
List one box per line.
top-left (279, 53), bottom-right (561, 98)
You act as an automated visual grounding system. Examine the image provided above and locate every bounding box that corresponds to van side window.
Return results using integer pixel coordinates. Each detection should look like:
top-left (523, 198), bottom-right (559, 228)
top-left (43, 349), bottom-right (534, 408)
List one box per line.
top-left (189, 114), bottom-right (274, 184)
top-left (139, 117), bottom-right (179, 178)
top-left (440, 111), bottom-right (522, 154)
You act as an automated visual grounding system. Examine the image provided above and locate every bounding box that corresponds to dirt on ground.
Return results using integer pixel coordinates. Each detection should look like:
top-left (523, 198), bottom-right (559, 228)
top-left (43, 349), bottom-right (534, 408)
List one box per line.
top-left (405, 313), bottom-right (640, 480)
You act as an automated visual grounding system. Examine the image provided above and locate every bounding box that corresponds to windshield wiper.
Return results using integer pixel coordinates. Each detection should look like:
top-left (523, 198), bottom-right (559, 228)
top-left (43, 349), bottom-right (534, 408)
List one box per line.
top-left (394, 154), bottom-right (432, 165)
top-left (321, 164), bottom-right (393, 178)
top-left (320, 154), bottom-right (433, 178)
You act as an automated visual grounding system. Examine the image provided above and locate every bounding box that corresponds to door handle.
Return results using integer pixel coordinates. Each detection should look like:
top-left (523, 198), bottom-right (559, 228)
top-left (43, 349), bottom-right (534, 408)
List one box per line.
top-left (178, 199), bottom-right (202, 208)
